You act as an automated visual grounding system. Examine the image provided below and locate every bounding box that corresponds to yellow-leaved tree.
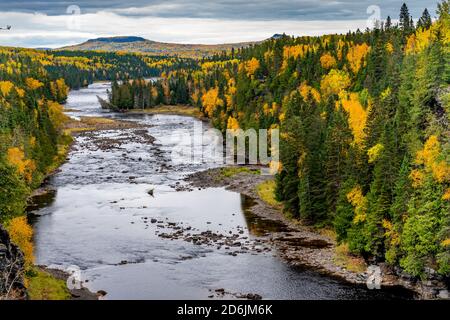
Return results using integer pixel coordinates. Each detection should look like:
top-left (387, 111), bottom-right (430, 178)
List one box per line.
top-left (299, 82), bottom-right (321, 104)
top-left (201, 87), bottom-right (223, 117)
top-left (346, 43), bottom-right (370, 73)
top-left (242, 58), bottom-right (260, 77)
top-left (50, 78), bottom-right (69, 102)
top-left (6, 216), bottom-right (34, 268)
top-left (347, 185), bottom-right (368, 224)
top-left (405, 28), bottom-right (434, 55)
top-left (47, 101), bottom-right (68, 130)
top-left (367, 143), bottom-right (384, 163)
top-left (337, 92), bottom-right (369, 146)
top-left (411, 135), bottom-right (450, 187)
top-left (25, 77), bottom-right (44, 90)
top-left (7, 147), bottom-right (36, 182)
top-left (227, 116), bottom-right (240, 130)
top-left (0, 80), bottom-right (14, 96)
top-left (320, 69), bottom-right (351, 98)
top-left (320, 53), bottom-right (337, 69)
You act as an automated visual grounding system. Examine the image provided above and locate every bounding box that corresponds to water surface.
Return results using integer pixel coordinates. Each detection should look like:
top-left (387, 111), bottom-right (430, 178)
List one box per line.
top-left (30, 82), bottom-right (412, 300)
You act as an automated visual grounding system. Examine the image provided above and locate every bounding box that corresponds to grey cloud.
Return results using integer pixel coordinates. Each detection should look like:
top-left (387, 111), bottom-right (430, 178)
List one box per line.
top-left (0, 0), bottom-right (439, 21)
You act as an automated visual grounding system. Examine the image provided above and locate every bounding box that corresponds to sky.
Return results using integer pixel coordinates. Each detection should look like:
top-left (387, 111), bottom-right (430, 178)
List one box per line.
top-left (0, 0), bottom-right (439, 48)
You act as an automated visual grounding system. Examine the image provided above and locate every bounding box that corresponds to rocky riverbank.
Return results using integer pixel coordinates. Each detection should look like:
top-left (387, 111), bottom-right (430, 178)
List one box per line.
top-left (27, 115), bottom-right (148, 300)
top-left (0, 115), bottom-right (142, 300)
top-left (0, 225), bottom-right (27, 300)
top-left (64, 116), bottom-right (146, 136)
top-left (37, 267), bottom-right (100, 300)
top-left (129, 105), bottom-right (206, 120)
top-left (185, 166), bottom-right (449, 300)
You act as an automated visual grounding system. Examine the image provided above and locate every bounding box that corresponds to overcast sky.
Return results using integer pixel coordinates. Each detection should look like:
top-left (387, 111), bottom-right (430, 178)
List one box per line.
top-left (0, 0), bottom-right (439, 48)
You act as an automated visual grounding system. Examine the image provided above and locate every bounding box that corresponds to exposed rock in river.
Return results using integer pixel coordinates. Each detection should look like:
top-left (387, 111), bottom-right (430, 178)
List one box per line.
top-left (185, 166), bottom-right (449, 300)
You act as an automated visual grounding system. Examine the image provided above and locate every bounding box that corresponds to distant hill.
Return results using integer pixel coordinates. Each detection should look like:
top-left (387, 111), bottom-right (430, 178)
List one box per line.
top-left (59, 36), bottom-right (259, 58)
top-left (88, 36), bottom-right (146, 43)
top-left (271, 34), bottom-right (285, 40)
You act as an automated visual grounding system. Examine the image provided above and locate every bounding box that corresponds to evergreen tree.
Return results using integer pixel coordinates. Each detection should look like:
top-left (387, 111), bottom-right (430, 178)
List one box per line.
top-left (417, 8), bottom-right (432, 29)
top-left (400, 3), bottom-right (413, 34)
top-left (32, 1), bottom-right (447, 278)
top-left (385, 16), bottom-right (392, 30)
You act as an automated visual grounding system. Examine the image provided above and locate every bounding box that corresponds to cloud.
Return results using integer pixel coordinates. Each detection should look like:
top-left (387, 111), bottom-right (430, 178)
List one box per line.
top-left (0, 0), bottom-right (438, 20)
top-left (0, 10), bottom-right (374, 47)
top-left (0, 1), bottom-right (438, 47)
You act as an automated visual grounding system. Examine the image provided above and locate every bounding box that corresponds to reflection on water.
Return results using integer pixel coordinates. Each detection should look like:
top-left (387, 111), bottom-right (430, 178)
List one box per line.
top-left (27, 189), bottom-right (57, 227)
top-left (240, 195), bottom-right (293, 236)
top-left (240, 195), bottom-right (332, 248)
top-left (27, 189), bottom-right (57, 214)
top-left (30, 82), bottom-right (414, 300)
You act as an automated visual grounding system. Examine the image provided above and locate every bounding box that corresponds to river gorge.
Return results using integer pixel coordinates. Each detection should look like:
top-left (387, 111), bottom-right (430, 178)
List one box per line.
top-left (27, 83), bottom-right (412, 300)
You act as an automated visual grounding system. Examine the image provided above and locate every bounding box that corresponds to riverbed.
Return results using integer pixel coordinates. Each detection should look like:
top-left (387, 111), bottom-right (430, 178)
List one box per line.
top-left (28, 82), bottom-right (412, 300)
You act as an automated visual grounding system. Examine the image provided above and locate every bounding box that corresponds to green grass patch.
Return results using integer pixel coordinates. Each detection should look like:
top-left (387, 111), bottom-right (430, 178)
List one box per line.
top-left (316, 227), bottom-right (337, 241)
top-left (219, 167), bottom-right (260, 178)
top-left (256, 180), bottom-right (282, 208)
top-left (334, 243), bottom-right (367, 273)
top-left (27, 269), bottom-right (71, 300)
top-left (131, 105), bottom-right (204, 119)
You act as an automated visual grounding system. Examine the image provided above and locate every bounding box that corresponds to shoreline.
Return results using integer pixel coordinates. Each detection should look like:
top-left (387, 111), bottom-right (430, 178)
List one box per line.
top-left (21, 104), bottom-right (447, 300)
top-left (38, 266), bottom-right (100, 300)
top-left (124, 105), bottom-right (207, 121)
top-left (185, 166), bottom-right (449, 300)
top-left (23, 115), bottom-right (143, 300)
top-left (185, 167), bottom-right (371, 283)
top-left (29, 116), bottom-right (146, 199)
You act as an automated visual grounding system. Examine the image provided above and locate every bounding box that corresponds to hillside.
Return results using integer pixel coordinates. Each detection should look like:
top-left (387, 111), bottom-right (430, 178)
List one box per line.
top-left (59, 36), bottom-right (258, 58)
top-left (1, 0), bottom-right (449, 301)
top-left (106, 3), bottom-right (450, 283)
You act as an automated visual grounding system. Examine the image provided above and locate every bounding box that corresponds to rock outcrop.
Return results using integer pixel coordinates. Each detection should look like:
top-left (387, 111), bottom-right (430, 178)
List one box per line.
top-left (0, 224), bottom-right (27, 300)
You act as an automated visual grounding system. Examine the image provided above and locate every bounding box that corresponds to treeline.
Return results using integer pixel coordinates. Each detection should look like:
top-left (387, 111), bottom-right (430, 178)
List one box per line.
top-left (0, 47), bottom-right (70, 227)
top-left (46, 50), bottom-right (197, 89)
top-left (0, 46), bottom-right (192, 225)
top-left (108, 73), bottom-right (190, 109)
top-left (109, 2), bottom-right (450, 278)
top-left (0, 47), bottom-right (195, 289)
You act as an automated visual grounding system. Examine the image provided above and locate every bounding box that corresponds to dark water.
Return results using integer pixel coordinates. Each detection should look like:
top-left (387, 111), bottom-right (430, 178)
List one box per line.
top-left (29, 82), bottom-right (413, 300)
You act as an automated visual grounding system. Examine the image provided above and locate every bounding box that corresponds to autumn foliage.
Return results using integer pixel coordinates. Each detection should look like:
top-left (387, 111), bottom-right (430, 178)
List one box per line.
top-left (337, 92), bottom-right (369, 145)
top-left (202, 87), bottom-right (224, 117)
top-left (346, 43), bottom-right (370, 73)
top-left (320, 69), bottom-right (351, 98)
top-left (6, 216), bottom-right (34, 267)
top-left (1, 2), bottom-right (448, 282)
top-left (0, 80), bottom-right (14, 96)
top-left (7, 147), bottom-right (36, 183)
top-left (320, 53), bottom-right (337, 69)
top-left (242, 58), bottom-right (260, 77)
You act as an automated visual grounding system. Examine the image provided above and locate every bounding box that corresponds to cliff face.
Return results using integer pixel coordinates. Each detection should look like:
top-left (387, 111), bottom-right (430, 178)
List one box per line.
top-left (0, 224), bottom-right (27, 300)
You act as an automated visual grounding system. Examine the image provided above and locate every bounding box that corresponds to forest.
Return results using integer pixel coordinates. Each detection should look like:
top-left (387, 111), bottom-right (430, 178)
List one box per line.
top-left (0, 1), bottom-right (448, 298)
top-left (108, 2), bottom-right (450, 278)
top-left (0, 48), bottom-right (192, 219)
top-left (0, 48), bottom-right (198, 276)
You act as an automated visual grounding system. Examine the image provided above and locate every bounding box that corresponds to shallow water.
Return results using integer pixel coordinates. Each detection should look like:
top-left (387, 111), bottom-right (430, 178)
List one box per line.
top-left (29, 82), bottom-right (413, 300)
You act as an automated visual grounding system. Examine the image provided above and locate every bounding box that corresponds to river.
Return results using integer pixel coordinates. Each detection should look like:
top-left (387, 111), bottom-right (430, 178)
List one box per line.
top-left (28, 82), bottom-right (412, 300)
